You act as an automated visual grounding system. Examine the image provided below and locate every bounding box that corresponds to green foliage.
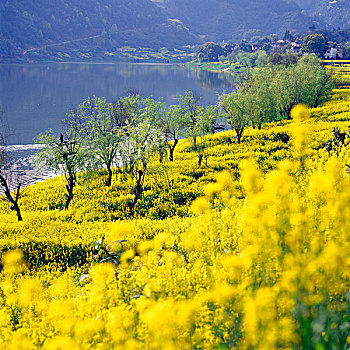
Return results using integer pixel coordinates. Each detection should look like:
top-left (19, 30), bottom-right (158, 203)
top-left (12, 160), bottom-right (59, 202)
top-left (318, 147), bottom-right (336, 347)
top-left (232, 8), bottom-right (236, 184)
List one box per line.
top-left (35, 129), bottom-right (88, 210)
top-left (219, 89), bottom-right (252, 144)
top-left (302, 34), bottom-right (327, 57)
top-left (228, 51), bottom-right (269, 68)
top-left (247, 67), bottom-right (280, 126)
top-left (160, 0), bottom-right (310, 43)
top-left (4, 0), bottom-right (350, 63)
top-left (65, 96), bottom-right (127, 186)
top-left (295, 0), bottom-right (350, 29)
top-left (0, 0), bottom-right (197, 62)
top-left (270, 55), bottom-right (334, 118)
top-left (196, 42), bottom-right (226, 62)
top-left (294, 294), bottom-right (350, 350)
top-left (269, 52), bottom-right (299, 67)
top-left (344, 46), bottom-right (350, 60)
top-left (294, 55), bottom-right (334, 107)
top-left (172, 91), bottom-right (218, 165)
top-left (219, 56), bottom-right (333, 141)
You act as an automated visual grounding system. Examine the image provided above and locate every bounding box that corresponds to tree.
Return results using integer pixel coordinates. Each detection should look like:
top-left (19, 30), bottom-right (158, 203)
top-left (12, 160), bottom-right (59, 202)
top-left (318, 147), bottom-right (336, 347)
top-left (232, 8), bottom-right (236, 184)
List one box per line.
top-left (0, 109), bottom-right (23, 221)
top-left (0, 161), bottom-right (23, 222)
top-left (273, 65), bottom-right (297, 118)
top-left (269, 52), bottom-right (299, 67)
top-left (254, 68), bottom-right (279, 129)
top-left (168, 91), bottom-right (219, 166)
top-left (302, 34), bottom-right (327, 57)
top-left (121, 111), bottom-right (164, 214)
top-left (283, 29), bottom-right (293, 42)
top-left (294, 55), bottom-right (334, 107)
top-left (167, 91), bottom-right (203, 161)
top-left (35, 129), bottom-right (87, 210)
top-left (196, 42), bottom-right (225, 62)
top-left (344, 45), bottom-right (350, 59)
top-left (272, 55), bottom-right (334, 118)
top-left (140, 97), bottom-right (168, 163)
top-left (164, 106), bottom-right (181, 162)
top-left (195, 105), bottom-right (218, 166)
top-left (176, 91), bottom-right (203, 146)
top-left (65, 96), bottom-right (132, 187)
top-left (219, 89), bottom-right (251, 144)
top-left (255, 50), bottom-right (268, 67)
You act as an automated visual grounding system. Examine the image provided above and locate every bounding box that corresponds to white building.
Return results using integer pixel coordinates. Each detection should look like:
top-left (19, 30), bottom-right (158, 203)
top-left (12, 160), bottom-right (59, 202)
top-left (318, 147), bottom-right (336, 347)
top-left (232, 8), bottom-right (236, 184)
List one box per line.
top-left (324, 48), bottom-right (344, 59)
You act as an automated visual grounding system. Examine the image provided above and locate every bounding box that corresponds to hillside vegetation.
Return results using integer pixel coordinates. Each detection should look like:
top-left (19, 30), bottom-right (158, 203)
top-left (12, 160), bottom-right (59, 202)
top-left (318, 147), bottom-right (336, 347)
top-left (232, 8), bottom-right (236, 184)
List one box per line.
top-left (0, 0), bottom-right (197, 62)
top-left (1, 0), bottom-right (339, 62)
top-left (158, 0), bottom-right (310, 41)
top-left (294, 0), bottom-right (350, 28)
top-left (0, 63), bottom-right (350, 348)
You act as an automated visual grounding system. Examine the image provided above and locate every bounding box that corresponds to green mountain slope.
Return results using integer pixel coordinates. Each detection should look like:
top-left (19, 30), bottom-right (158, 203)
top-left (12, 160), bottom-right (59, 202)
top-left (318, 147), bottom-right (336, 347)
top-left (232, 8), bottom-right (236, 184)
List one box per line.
top-left (0, 0), bottom-right (198, 62)
top-left (292, 0), bottom-right (350, 28)
top-left (157, 0), bottom-right (311, 41)
top-left (1, 0), bottom-right (340, 62)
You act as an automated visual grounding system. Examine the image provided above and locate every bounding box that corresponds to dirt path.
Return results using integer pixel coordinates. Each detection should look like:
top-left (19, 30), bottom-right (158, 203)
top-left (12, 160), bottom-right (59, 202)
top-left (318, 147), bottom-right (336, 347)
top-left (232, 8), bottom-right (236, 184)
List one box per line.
top-left (22, 33), bottom-right (103, 55)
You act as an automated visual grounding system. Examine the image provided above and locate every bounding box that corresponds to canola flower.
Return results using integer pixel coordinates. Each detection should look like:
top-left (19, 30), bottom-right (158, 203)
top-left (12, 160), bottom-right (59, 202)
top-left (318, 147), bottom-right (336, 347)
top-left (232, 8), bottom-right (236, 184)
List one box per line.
top-left (1, 67), bottom-right (350, 349)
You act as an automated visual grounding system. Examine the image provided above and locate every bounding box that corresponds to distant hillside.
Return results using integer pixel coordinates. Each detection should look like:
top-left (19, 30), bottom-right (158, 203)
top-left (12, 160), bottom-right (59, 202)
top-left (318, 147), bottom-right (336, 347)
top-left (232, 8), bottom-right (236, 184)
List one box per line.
top-left (1, 0), bottom-right (342, 63)
top-left (292, 0), bottom-right (350, 29)
top-left (156, 0), bottom-right (311, 41)
top-left (0, 0), bottom-right (198, 62)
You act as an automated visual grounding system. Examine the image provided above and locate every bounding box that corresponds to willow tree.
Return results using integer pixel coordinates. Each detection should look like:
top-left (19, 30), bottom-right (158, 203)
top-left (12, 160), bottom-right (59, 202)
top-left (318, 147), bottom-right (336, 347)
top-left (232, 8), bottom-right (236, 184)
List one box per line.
top-left (219, 89), bottom-right (251, 144)
top-left (140, 97), bottom-right (168, 163)
top-left (176, 91), bottom-right (203, 146)
top-left (66, 96), bottom-right (134, 187)
top-left (116, 97), bottom-right (165, 214)
top-left (249, 67), bottom-right (281, 127)
top-left (195, 104), bottom-right (219, 167)
top-left (36, 129), bottom-right (87, 210)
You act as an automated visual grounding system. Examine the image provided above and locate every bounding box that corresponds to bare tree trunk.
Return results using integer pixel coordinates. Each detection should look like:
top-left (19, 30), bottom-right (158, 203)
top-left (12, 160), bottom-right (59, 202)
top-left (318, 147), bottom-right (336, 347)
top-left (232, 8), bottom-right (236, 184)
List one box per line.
top-left (198, 153), bottom-right (203, 167)
top-left (235, 128), bottom-right (244, 144)
top-left (169, 139), bottom-right (178, 162)
top-left (65, 174), bottom-right (76, 210)
top-left (0, 174), bottom-right (22, 221)
top-left (128, 170), bottom-right (143, 215)
top-left (159, 147), bottom-right (167, 163)
top-left (106, 165), bottom-right (112, 186)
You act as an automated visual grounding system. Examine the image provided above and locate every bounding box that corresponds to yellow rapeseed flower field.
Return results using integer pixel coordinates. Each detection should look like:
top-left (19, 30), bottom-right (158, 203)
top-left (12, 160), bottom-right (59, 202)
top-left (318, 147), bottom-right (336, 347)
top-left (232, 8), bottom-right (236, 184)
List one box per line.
top-left (1, 65), bottom-right (350, 349)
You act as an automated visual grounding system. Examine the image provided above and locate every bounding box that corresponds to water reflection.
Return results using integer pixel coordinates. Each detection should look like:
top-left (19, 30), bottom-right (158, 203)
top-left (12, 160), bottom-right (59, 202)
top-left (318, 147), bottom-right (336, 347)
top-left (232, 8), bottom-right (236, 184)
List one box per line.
top-left (0, 63), bottom-right (235, 144)
top-left (194, 68), bottom-right (237, 91)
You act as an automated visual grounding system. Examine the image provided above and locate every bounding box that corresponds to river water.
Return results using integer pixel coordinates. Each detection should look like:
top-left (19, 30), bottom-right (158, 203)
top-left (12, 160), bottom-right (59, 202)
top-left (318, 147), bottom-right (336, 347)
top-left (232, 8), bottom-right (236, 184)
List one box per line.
top-left (0, 62), bottom-right (236, 145)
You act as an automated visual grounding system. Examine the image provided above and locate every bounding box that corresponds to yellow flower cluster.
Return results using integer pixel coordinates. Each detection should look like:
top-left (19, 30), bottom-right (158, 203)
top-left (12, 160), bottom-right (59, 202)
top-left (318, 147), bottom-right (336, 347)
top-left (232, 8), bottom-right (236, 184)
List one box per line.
top-left (1, 66), bottom-right (350, 349)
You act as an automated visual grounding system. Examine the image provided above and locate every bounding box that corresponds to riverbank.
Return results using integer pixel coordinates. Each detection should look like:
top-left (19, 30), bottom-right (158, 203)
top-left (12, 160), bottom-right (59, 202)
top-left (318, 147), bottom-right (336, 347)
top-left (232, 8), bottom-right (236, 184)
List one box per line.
top-left (185, 60), bottom-right (249, 74)
top-left (2, 46), bottom-right (195, 64)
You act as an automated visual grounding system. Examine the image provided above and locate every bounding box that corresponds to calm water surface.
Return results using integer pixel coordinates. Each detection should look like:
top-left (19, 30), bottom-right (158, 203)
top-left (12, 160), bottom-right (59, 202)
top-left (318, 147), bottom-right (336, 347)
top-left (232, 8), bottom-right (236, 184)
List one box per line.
top-left (0, 62), bottom-right (235, 145)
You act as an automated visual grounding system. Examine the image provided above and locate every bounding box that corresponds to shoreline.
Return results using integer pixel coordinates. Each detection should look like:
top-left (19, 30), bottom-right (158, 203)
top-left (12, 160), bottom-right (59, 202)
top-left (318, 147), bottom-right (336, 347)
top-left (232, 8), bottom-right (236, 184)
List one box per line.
top-left (0, 61), bottom-right (180, 66)
top-left (2, 144), bottom-right (44, 151)
top-left (1, 145), bottom-right (58, 193)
